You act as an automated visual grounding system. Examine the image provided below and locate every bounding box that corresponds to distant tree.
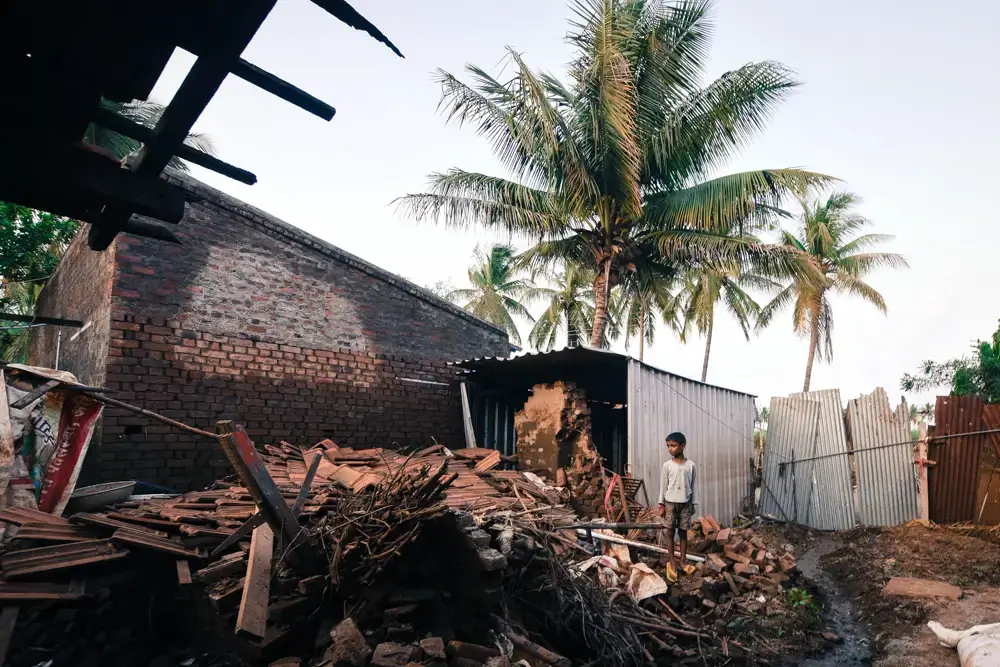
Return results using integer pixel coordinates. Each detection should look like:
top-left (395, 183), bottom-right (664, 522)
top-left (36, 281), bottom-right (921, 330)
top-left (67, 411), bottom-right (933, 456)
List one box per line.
top-left (0, 281), bottom-right (42, 362)
top-left (529, 264), bottom-right (595, 352)
top-left (398, 0), bottom-right (832, 350)
top-left (425, 280), bottom-right (457, 301)
top-left (615, 268), bottom-right (680, 362)
top-left (758, 192), bottom-right (907, 391)
top-left (757, 405), bottom-right (769, 424)
top-left (901, 321), bottom-right (1000, 404)
top-left (681, 262), bottom-right (777, 382)
top-left (448, 244), bottom-right (541, 346)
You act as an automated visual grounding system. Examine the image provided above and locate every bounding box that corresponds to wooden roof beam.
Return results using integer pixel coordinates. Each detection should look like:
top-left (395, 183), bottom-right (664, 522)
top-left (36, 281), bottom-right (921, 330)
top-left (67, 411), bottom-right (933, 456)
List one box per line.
top-left (91, 106), bottom-right (257, 185)
top-left (231, 59), bottom-right (335, 121)
top-left (88, 0), bottom-right (279, 251)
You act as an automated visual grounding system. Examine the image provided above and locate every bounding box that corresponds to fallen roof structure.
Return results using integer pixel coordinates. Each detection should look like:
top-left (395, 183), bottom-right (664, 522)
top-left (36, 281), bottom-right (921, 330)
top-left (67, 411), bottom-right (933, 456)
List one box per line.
top-left (0, 0), bottom-right (401, 250)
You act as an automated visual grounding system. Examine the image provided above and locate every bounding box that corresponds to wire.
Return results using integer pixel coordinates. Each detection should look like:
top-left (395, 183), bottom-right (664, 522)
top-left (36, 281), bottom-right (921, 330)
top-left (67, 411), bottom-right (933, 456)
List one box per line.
top-left (2, 274), bottom-right (52, 285)
top-left (781, 426), bottom-right (1000, 466)
top-left (638, 367), bottom-right (755, 444)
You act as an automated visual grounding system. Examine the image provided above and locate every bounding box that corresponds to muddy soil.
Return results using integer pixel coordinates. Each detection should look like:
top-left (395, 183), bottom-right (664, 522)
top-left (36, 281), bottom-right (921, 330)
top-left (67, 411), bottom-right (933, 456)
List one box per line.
top-left (818, 523), bottom-right (1000, 666)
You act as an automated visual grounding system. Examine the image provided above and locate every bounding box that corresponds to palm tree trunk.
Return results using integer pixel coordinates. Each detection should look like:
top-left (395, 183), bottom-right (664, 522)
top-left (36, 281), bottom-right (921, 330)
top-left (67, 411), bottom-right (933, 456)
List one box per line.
top-left (803, 309), bottom-right (820, 392)
top-left (590, 264), bottom-right (610, 348)
top-left (701, 316), bottom-right (713, 382)
top-left (638, 304), bottom-right (646, 362)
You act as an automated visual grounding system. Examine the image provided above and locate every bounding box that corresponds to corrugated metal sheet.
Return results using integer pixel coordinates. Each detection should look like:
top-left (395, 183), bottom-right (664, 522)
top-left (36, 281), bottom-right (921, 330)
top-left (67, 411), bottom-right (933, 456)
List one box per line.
top-left (789, 389), bottom-right (856, 530)
top-left (475, 395), bottom-right (516, 457)
top-left (627, 360), bottom-right (755, 526)
top-left (759, 397), bottom-right (819, 523)
top-left (931, 396), bottom-right (985, 523)
top-left (846, 388), bottom-right (917, 526)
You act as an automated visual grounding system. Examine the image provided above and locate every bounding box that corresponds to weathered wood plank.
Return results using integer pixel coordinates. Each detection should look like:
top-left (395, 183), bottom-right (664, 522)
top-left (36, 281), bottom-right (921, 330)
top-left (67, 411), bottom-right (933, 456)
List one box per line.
top-left (236, 524), bottom-right (273, 639)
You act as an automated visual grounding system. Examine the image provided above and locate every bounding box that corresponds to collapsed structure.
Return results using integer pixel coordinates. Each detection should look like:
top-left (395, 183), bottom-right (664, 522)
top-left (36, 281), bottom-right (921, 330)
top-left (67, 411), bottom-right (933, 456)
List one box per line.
top-left (0, 367), bottom-right (812, 667)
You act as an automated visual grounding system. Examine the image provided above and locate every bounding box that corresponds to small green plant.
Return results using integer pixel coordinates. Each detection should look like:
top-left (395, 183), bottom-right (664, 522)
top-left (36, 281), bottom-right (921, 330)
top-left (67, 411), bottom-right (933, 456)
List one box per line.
top-left (787, 587), bottom-right (817, 610)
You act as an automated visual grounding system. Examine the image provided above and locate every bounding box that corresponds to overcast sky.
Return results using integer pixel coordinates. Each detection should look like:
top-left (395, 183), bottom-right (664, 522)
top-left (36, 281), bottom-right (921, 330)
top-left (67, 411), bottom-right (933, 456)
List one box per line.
top-left (149, 0), bottom-right (1000, 410)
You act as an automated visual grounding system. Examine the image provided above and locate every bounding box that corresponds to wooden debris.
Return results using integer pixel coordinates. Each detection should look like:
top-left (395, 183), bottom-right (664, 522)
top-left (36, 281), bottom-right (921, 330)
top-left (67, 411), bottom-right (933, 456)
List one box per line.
top-left (110, 529), bottom-right (207, 559)
top-left (0, 581), bottom-right (86, 601)
top-left (194, 552), bottom-right (247, 584)
top-left (0, 539), bottom-right (128, 579)
top-left (0, 507), bottom-right (71, 527)
top-left (236, 523), bottom-right (274, 639)
top-left (13, 522), bottom-right (101, 543)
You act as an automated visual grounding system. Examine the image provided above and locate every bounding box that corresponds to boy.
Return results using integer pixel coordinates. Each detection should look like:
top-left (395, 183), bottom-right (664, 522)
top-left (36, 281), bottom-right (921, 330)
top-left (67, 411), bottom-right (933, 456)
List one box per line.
top-left (658, 432), bottom-right (696, 582)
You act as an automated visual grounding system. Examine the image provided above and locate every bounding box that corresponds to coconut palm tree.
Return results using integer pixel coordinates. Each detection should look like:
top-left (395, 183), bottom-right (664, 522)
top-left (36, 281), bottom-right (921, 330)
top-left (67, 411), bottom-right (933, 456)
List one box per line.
top-left (757, 191), bottom-right (908, 392)
top-left (681, 262), bottom-right (778, 382)
top-left (615, 267), bottom-right (681, 362)
top-left (84, 99), bottom-right (216, 170)
top-left (447, 244), bottom-right (540, 346)
top-left (528, 264), bottom-right (596, 351)
top-left (398, 0), bottom-right (831, 349)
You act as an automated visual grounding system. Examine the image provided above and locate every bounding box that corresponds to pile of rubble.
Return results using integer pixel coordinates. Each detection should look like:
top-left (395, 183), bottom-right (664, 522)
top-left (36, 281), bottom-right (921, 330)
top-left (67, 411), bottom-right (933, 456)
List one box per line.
top-left (0, 420), bottom-right (811, 667)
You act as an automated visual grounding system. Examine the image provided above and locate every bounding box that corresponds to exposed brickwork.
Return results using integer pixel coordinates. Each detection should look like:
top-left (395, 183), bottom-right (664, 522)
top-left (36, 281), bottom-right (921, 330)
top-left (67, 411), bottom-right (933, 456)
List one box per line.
top-left (37, 173), bottom-right (509, 491)
top-left (99, 317), bottom-right (466, 489)
top-left (30, 230), bottom-right (115, 386)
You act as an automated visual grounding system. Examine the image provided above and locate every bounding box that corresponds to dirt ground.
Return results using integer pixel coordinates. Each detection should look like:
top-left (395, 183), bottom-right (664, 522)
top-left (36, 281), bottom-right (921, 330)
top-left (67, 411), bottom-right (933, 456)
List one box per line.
top-left (808, 522), bottom-right (1000, 666)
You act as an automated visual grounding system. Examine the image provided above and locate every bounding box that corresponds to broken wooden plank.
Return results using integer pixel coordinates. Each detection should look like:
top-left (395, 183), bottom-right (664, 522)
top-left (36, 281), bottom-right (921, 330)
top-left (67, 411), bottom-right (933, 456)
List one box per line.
top-left (473, 450), bottom-right (502, 473)
top-left (193, 552), bottom-right (247, 584)
top-left (217, 422), bottom-right (302, 550)
top-left (9, 379), bottom-right (61, 410)
top-left (883, 577), bottom-right (961, 600)
top-left (110, 530), bottom-right (207, 559)
top-left (0, 581), bottom-right (86, 601)
top-left (208, 576), bottom-right (246, 611)
top-left (236, 523), bottom-right (274, 639)
top-left (176, 560), bottom-right (193, 585)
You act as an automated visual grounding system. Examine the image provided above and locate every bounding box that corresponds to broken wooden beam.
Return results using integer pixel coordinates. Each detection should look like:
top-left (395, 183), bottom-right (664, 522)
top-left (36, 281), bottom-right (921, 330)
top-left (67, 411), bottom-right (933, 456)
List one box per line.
top-left (193, 552), bottom-right (247, 584)
top-left (0, 581), bottom-right (86, 601)
top-left (236, 523), bottom-right (274, 639)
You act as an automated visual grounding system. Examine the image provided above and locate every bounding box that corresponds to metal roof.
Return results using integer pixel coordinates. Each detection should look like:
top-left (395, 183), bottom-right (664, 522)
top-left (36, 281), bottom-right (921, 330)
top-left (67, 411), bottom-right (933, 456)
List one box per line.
top-left (451, 347), bottom-right (756, 399)
top-left (0, 0), bottom-right (400, 250)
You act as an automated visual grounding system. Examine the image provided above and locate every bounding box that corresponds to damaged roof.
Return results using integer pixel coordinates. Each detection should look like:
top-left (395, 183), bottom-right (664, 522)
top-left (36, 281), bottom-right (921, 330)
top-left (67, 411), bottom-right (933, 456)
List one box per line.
top-left (452, 347), bottom-right (756, 399)
top-left (0, 0), bottom-right (400, 251)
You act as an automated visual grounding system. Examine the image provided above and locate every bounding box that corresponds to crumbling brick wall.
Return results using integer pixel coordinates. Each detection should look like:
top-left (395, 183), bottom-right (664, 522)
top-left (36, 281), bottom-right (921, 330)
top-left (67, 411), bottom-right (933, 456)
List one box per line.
top-left (38, 173), bottom-right (509, 490)
top-left (30, 230), bottom-right (116, 386)
top-left (514, 381), bottom-right (607, 517)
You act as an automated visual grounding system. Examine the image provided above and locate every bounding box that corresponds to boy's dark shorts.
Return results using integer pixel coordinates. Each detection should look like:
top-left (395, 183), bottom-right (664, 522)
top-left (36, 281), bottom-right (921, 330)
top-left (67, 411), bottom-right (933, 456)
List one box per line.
top-left (662, 501), bottom-right (694, 533)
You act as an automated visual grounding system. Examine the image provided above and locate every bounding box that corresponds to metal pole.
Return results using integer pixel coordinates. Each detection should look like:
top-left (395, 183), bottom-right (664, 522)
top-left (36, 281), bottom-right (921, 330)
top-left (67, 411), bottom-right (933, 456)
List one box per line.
top-left (54, 331), bottom-right (62, 369)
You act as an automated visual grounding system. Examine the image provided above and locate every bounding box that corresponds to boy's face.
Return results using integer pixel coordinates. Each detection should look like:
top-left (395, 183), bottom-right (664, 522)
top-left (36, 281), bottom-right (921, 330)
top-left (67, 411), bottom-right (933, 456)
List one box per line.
top-left (666, 440), bottom-right (684, 458)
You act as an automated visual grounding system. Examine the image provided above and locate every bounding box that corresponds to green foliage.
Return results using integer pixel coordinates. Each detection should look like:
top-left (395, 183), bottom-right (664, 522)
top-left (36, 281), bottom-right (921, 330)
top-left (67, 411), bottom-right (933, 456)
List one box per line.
top-left (83, 99), bottom-right (216, 170)
top-left (758, 191), bottom-right (907, 390)
top-left (787, 587), bottom-right (816, 611)
top-left (528, 263), bottom-right (596, 351)
top-left (448, 245), bottom-right (545, 346)
top-left (901, 321), bottom-right (1000, 404)
top-left (398, 0), bottom-right (833, 349)
top-left (0, 204), bottom-right (78, 284)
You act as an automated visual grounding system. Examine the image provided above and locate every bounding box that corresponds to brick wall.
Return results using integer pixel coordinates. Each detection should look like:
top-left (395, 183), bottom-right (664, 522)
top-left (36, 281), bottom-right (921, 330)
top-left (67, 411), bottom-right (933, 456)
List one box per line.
top-left (100, 317), bottom-right (465, 489)
top-left (31, 229), bottom-right (115, 386)
top-left (90, 173), bottom-right (508, 489)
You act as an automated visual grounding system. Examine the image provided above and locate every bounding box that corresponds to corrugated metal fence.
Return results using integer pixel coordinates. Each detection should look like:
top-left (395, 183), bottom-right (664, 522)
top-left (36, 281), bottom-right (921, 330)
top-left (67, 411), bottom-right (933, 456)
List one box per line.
top-left (847, 388), bottom-right (917, 526)
top-left (762, 387), bottom-right (918, 530)
top-left (627, 361), bottom-right (755, 527)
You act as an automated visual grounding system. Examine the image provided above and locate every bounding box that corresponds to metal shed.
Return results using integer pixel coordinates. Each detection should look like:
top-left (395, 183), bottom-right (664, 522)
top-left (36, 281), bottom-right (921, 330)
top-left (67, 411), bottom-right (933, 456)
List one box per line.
top-left (453, 348), bottom-right (757, 525)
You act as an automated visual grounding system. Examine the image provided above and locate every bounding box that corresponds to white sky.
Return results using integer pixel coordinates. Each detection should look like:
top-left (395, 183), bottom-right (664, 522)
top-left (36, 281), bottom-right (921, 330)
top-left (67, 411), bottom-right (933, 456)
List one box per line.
top-left (149, 0), bottom-right (1000, 410)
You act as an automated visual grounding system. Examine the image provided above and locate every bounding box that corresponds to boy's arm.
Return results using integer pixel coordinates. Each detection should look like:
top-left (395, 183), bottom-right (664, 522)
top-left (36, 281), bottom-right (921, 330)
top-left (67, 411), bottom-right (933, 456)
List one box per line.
top-left (689, 463), bottom-right (696, 505)
top-left (658, 462), bottom-right (668, 515)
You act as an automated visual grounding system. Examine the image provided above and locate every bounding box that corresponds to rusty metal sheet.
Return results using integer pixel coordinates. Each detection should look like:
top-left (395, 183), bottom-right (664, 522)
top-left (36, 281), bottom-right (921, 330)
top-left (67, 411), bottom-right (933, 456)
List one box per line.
top-left (846, 389), bottom-right (918, 526)
top-left (930, 396), bottom-right (985, 523)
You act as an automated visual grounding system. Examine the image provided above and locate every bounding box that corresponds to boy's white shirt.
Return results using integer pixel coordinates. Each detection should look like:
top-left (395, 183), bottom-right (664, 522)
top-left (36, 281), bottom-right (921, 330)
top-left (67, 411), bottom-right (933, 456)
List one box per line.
top-left (659, 458), bottom-right (696, 504)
